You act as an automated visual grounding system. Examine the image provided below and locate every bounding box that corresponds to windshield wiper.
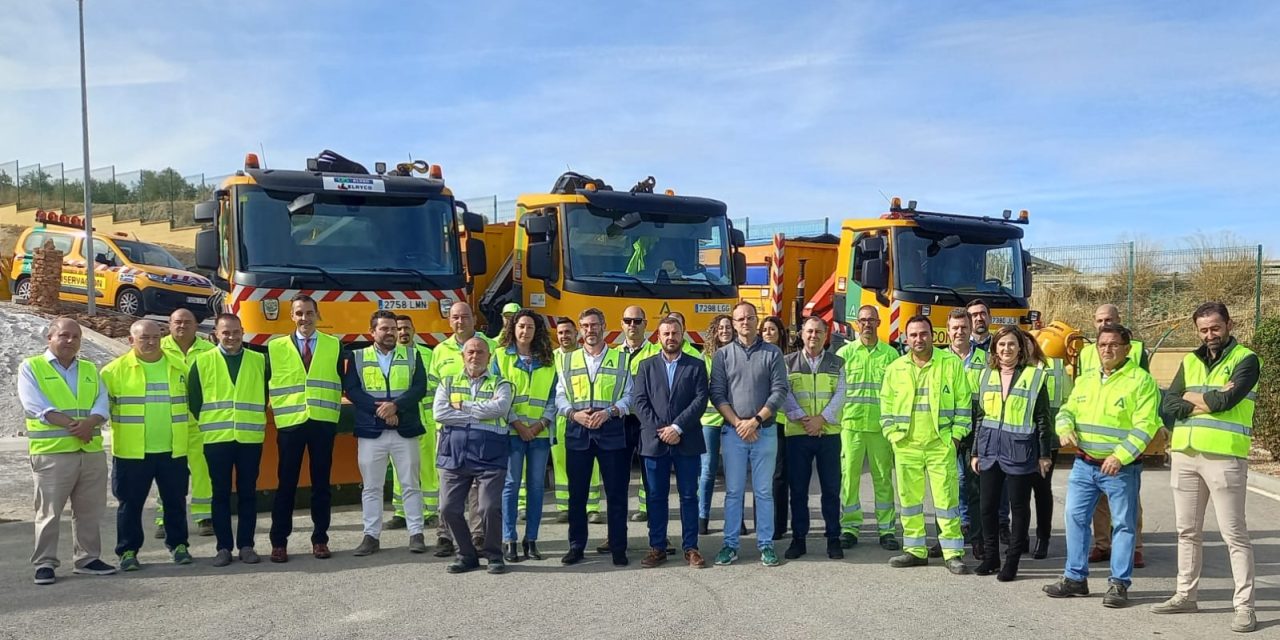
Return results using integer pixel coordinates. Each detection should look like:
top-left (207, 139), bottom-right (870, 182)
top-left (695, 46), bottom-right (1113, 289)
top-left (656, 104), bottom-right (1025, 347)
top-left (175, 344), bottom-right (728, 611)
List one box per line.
top-left (608, 274), bottom-right (658, 297)
top-left (923, 283), bottom-right (969, 306)
top-left (254, 263), bottom-right (343, 288)
top-left (362, 267), bottom-right (435, 281)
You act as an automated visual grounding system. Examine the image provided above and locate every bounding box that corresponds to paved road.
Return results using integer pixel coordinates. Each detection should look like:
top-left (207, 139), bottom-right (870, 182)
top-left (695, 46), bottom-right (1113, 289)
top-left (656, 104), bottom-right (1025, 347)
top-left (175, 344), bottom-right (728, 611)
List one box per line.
top-left (0, 460), bottom-right (1277, 640)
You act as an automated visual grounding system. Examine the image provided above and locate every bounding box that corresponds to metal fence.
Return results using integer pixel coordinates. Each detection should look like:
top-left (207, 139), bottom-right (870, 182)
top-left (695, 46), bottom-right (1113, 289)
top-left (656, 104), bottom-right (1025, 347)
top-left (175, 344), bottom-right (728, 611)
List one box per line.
top-left (0, 159), bottom-right (216, 229)
top-left (1028, 241), bottom-right (1271, 347)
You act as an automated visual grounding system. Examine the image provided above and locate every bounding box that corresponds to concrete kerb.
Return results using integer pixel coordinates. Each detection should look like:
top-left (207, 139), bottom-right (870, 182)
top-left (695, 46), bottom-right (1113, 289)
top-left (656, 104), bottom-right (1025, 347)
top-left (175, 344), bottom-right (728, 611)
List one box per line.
top-left (79, 322), bottom-right (130, 358)
top-left (1247, 466), bottom-right (1280, 501)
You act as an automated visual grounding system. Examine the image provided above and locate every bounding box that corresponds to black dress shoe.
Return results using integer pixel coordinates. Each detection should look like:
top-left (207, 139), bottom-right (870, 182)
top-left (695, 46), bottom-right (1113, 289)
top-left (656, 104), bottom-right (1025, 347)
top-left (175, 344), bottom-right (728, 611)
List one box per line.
top-left (784, 542), bottom-right (807, 560)
top-left (612, 552), bottom-right (629, 567)
top-left (561, 549), bottom-right (584, 565)
top-left (446, 559), bottom-right (480, 574)
top-left (523, 539), bottom-right (543, 561)
top-left (827, 540), bottom-right (844, 560)
top-left (1032, 537), bottom-right (1049, 560)
top-left (504, 542), bottom-right (521, 563)
top-left (698, 518), bottom-right (710, 535)
top-left (975, 557), bottom-right (1001, 576)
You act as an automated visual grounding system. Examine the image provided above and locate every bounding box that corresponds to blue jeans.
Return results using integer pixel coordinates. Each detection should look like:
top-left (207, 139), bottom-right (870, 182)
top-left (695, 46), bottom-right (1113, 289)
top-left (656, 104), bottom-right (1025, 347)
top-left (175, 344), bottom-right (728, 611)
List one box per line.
top-left (721, 425), bottom-right (777, 550)
top-left (503, 437), bottom-right (551, 542)
top-left (644, 453), bottom-right (702, 552)
top-left (1063, 458), bottom-right (1142, 586)
top-left (698, 426), bottom-right (722, 519)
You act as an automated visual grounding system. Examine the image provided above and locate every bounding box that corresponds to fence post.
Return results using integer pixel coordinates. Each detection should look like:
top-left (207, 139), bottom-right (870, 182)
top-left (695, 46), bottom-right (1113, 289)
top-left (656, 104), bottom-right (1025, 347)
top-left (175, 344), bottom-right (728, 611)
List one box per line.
top-left (1257, 244), bottom-right (1264, 332)
top-left (744, 217), bottom-right (750, 241)
top-left (824, 217), bottom-right (829, 236)
top-left (1127, 241), bottom-right (1135, 322)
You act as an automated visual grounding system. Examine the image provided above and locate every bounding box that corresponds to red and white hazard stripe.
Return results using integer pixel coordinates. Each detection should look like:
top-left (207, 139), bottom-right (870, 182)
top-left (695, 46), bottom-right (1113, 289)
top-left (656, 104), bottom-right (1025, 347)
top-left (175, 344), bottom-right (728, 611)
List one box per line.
top-left (769, 234), bottom-right (785, 317)
top-left (227, 285), bottom-right (466, 315)
top-left (888, 299), bottom-right (902, 343)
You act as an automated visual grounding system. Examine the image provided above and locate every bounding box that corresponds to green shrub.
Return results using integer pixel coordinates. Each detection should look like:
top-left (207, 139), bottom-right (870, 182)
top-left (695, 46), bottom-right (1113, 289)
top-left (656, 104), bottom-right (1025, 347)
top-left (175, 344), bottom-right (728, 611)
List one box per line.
top-left (1250, 316), bottom-right (1280, 460)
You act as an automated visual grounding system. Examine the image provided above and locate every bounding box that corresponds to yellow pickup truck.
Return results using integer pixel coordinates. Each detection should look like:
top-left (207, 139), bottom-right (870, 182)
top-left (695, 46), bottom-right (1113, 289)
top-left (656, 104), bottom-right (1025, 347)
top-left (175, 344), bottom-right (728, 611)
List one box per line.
top-left (10, 212), bottom-right (215, 320)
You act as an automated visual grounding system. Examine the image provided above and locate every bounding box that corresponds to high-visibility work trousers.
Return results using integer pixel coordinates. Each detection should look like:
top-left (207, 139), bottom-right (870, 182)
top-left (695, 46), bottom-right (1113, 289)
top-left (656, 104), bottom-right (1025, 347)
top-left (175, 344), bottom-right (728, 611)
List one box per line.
top-left (894, 435), bottom-right (964, 560)
top-left (155, 430), bottom-right (211, 525)
top-left (841, 430), bottom-right (897, 536)
top-left (393, 421), bottom-right (440, 519)
top-left (550, 419), bottom-right (601, 513)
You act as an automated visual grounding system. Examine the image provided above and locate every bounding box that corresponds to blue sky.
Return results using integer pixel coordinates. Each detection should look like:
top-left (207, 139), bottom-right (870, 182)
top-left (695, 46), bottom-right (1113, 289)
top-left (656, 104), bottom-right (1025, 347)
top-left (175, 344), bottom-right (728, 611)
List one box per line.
top-left (2, 1), bottom-right (1277, 250)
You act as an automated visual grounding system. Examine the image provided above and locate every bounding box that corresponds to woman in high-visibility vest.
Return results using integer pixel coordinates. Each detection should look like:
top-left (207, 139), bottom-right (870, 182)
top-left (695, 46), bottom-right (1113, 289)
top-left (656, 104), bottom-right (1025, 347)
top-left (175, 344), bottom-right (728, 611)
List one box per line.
top-left (698, 314), bottom-right (734, 535)
top-left (970, 326), bottom-right (1053, 582)
top-left (495, 309), bottom-right (558, 562)
top-left (760, 315), bottom-right (792, 539)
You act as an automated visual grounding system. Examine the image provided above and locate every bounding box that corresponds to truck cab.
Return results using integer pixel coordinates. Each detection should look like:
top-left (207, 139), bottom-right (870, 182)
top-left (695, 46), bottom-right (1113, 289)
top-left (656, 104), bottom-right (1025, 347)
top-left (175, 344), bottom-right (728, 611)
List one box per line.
top-left (481, 173), bottom-right (747, 344)
top-left (832, 198), bottom-right (1034, 345)
top-left (193, 152), bottom-right (486, 346)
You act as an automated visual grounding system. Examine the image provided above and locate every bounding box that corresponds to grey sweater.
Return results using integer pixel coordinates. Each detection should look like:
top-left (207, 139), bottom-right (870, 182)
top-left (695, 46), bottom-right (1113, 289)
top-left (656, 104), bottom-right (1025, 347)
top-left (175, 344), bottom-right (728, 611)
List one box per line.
top-left (709, 337), bottom-right (789, 426)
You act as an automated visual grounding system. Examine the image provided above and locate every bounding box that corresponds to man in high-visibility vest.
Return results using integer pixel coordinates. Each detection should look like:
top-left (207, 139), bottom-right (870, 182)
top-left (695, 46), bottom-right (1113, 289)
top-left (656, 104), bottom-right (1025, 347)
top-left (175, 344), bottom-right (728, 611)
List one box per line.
top-left (835, 305), bottom-right (900, 551)
top-left (1151, 302), bottom-right (1259, 634)
top-left (343, 310), bottom-right (430, 557)
top-left (619, 305), bottom-right (655, 525)
top-left (156, 307), bottom-right (215, 538)
top-left (947, 308), bottom-right (989, 559)
top-left (1079, 304), bottom-right (1152, 568)
top-left (188, 314), bottom-right (268, 568)
top-left (103, 319), bottom-right (193, 570)
top-left (18, 317), bottom-right (116, 585)
top-left (433, 337), bottom-right (515, 574)
top-left (387, 315), bottom-right (439, 531)
top-left (551, 317), bottom-right (605, 524)
top-left (426, 302), bottom-right (495, 557)
top-left (780, 317), bottom-right (847, 560)
top-left (1044, 324), bottom-right (1161, 608)
top-left (880, 315), bottom-right (972, 575)
top-left (266, 295), bottom-right (344, 563)
top-left (557, 307), bottom-right (634, 567)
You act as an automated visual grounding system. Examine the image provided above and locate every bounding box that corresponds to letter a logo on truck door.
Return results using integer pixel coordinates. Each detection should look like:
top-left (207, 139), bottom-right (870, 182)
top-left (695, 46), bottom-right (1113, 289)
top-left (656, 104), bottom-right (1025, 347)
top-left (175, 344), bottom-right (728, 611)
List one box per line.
top-left (660, 302), bottom-right (671, 316)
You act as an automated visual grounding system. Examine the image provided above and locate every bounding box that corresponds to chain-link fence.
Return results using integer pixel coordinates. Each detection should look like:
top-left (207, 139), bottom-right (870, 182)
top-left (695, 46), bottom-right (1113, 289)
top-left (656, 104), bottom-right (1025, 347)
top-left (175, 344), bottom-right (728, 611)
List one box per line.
top-left (1028, 241), bottom-right (1271, 347)
top-left (1, 159), bottom-right (209, 228)
top-left (0, 160), bottom-right (17, 206)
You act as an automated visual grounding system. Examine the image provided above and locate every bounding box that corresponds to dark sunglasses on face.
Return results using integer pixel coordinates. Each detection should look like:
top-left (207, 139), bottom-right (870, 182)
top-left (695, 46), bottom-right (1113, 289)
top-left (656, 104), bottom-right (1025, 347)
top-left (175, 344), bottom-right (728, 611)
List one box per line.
top-left (622, 317), bottom-right (644, 325)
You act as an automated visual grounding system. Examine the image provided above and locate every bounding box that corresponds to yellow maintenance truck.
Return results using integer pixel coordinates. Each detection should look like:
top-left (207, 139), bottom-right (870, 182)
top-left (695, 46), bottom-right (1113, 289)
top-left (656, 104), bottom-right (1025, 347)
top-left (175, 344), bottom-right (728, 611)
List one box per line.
top-left (193, 151), bottom-right (487, 347)
top-left (828, 197), bottom-right (1035, 346)
top-left (477, 173), bottom-right (747, 344)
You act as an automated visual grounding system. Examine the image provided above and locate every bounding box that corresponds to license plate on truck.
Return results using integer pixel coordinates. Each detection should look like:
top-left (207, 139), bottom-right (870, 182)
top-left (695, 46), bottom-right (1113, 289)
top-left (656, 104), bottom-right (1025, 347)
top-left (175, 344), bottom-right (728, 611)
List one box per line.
top-left (186, 296), bottom-right (207, 305)
top-left (377, 299), bottom-right (430, 311)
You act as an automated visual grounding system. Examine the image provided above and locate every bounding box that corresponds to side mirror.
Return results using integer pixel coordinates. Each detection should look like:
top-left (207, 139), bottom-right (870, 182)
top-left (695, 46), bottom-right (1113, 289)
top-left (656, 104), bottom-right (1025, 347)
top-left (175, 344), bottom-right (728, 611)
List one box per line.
top-left (287, 193), bottom-right (316, 216)
top-left (522, 213), bottom-right (556, 236)
top-left (732, 252), bottom-right (747, 285)
top-left (525, 240), bottom-right (555, 281)
top-left (731, 228), bottom-right (746, 248)
top-left (466, 238), bottom-right (487, 276)
top-left (195, 229), bottom-right (220, 271)
top-left (194, 200), bottom-right (218, 223)
top-left (462, 211), bottom-right (485, 234)
top-left (862, 257), bottom-right (888, 291)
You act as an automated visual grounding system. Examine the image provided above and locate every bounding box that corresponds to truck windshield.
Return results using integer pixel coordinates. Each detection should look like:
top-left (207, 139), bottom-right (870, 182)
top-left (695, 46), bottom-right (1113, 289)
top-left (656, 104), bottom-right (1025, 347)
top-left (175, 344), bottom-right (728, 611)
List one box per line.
top-left (893, 227), bottom-right (1027, 301)
top-left (563, 205), bottom-right (733, 287)
top-left (238, 189), bottom-right (460, 276)
top-left (113, 239), bottom-right (186, 270)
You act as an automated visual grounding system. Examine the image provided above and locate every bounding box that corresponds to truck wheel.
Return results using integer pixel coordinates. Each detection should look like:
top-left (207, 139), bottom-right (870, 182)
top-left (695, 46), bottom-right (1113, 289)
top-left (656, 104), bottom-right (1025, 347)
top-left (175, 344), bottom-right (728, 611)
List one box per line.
top-left (13, 276), bottom-right (31, 302)
top-left (115, 287), bottom-right (144, 317)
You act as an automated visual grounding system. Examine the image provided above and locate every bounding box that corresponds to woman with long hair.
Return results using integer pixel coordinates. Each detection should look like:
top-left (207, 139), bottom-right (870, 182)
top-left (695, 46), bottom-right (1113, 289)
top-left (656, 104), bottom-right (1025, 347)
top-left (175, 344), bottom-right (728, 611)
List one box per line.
top-left (759, 315), bottom-right (792, 540)
top-left (496, 310), bottom-right (557, 561)
top-left (698, 314), bottom-right (734, 535)
top-left (970, 326), bottom-right (1052, 581)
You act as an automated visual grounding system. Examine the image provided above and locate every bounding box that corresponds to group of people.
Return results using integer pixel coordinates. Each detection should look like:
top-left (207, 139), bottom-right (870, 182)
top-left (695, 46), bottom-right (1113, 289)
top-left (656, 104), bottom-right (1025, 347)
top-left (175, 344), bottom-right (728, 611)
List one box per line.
top-left (18, 296), bottom-right (1259, 632)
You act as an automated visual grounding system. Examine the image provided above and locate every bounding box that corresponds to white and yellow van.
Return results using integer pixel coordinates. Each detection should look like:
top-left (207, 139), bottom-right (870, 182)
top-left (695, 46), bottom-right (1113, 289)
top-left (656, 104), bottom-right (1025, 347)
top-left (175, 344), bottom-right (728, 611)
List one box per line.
top-left (10, 212), bottom-right (214, 320)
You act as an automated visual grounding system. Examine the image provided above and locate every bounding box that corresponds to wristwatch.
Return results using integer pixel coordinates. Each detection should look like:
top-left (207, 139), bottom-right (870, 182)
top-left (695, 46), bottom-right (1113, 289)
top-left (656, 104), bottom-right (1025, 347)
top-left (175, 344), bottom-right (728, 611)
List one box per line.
top-left (753, 413), bottom-right (766, 426)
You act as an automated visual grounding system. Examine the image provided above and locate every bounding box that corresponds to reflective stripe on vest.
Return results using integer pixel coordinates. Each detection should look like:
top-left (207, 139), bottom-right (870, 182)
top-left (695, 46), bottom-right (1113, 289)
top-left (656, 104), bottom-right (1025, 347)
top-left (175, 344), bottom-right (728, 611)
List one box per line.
top-left (194, 349), bottom-right (267, 444)
top-left (836, 340), bottom-right (898, 430)
top-left (978, 365), bottom-right (1045, 435)
top-left (562, 347), bottom-right (626, 412)
top-left (25, 356), bottom-right (103, 455)
top-left (1055, 358), bottom-right (1161, 465)
top-left (1172, 343), bottom-right (1257, 458)
top-left (356, 345), bottom-right (415, 398)
top-left (101, 351), bottom-right (190, 459)
top-left (879, 349), bottom-right (971, 439)
top-left (442, 374), bottom-right (507, 435)
top-left (267, 333), bottom-right (343, 427)
top-left (497, 350), bottom-right (556, 438)
top-left (1044, 358), bottom-right (1069, 409)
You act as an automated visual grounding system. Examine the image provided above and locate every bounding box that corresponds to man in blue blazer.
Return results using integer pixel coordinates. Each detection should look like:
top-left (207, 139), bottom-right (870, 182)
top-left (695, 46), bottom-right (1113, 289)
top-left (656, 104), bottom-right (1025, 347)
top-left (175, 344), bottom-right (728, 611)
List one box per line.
top-left (632, 316), bottom-right (709, 569)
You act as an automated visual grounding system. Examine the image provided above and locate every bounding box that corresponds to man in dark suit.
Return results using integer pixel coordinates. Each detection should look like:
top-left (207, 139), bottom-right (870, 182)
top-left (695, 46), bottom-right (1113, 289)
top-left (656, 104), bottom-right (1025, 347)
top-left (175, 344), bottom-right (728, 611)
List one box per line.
top-left (632, 316), bottom-right (709, 569)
